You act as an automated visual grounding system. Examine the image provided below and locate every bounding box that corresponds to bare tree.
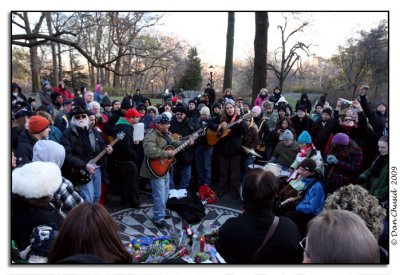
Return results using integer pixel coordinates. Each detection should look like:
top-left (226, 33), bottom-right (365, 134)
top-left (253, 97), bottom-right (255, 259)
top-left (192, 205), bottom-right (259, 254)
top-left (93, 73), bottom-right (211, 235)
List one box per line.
top-left (252, 12), bottom-right (268, 102)
top-left (223, 12), bottom-right (235, 91)
top-left (267, 13), bottom-right (311, 91)
top-left (12, 12), bottom-right (46, 92)
top-left (331, 38), bottom-right (371, 99)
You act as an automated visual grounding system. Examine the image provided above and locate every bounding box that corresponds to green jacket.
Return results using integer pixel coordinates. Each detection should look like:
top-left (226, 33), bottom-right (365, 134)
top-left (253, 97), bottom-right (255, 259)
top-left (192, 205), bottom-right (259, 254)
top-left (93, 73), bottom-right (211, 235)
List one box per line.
top-left (359, 156), bottom-right (389, 202)
top-left (140, 128), bottom-right (183, 179)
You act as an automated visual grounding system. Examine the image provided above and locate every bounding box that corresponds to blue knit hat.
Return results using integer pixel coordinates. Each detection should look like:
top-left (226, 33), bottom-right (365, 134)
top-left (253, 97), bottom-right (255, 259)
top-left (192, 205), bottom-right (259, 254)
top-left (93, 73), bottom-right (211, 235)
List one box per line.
top-left (298, 130), bottom-right (312, 144)
top-left (154, 113), bottom-right (170, 124)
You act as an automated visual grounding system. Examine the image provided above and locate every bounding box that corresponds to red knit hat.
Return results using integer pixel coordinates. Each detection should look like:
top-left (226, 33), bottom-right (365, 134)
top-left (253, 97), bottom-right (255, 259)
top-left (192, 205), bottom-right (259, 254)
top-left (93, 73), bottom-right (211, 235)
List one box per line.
top-left (29, 116), bottom-right (50, 134)
top-left (125, 108), bottom-right (143, 118)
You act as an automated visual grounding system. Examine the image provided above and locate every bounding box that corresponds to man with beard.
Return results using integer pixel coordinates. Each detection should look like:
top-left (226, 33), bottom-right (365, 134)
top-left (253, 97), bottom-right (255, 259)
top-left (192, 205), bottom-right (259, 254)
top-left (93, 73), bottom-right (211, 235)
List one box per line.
top-left (61, 107), bottom-right (113, 202)
top-left (49, 92), bottom-right (64, 120)
top-left (169, 103), bottom-right (195, 190)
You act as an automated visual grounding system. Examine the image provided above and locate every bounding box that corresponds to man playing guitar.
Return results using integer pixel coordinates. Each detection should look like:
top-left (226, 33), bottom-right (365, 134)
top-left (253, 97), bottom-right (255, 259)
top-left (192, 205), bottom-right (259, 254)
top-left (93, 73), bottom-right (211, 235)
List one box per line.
top-left (140, 113), bottom-right (194, 229)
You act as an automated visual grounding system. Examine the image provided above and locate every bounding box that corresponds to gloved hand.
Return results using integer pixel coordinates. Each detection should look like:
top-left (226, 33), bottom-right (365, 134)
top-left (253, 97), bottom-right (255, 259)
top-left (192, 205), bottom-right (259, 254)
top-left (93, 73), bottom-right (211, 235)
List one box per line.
top-left (327, 154), bottom-right (338, 164)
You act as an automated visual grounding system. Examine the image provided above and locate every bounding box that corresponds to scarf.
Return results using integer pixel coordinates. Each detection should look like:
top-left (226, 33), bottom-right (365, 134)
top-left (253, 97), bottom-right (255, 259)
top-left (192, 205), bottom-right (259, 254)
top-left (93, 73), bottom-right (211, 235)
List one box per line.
top-left (298, 144), bottom-right (315, 158)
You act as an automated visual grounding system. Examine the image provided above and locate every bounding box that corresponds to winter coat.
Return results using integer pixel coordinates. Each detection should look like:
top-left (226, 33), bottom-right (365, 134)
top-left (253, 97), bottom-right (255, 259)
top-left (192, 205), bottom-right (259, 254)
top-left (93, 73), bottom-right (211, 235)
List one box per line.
top-left (169, 116), bottom-right (195, 165)
top-left (215, 209), bottom-right (303, 264)
top-left (295, 94), bottom-right (312, 114)
top-left (60, 125), bottom-right (106, 172)
top-left (311, 118), bottom-right (339, 152)
top-left (271, 141), bottom-right (299, 168)
top-left (15, 129), bottom-right (37, 166)
top-left (326, 145), bottom-right (363, 193)
top-left (218, 114), bottom-right (247, 157)
top-left (254, 93), bottom-right (269, 107)
top-left (111, 117), bottom-right (136, 162)
top-left (290, 115), bottom-right (315, 138)
top-left (359, 155), bottom-right (389, 202)
top-left (360, 94), bottom-right (387, 135)
top-left (140, 128), bottom-right (183, 179)
top-left (11, 199), bottom-right (63, 250)
top-left (296, 176), bottom-right (326, 216)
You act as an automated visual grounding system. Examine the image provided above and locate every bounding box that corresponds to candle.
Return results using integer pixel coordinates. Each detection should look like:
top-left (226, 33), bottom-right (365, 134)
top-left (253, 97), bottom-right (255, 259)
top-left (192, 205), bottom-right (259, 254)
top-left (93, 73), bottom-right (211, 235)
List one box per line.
top-left (200, 236), bottom-right (205, 252)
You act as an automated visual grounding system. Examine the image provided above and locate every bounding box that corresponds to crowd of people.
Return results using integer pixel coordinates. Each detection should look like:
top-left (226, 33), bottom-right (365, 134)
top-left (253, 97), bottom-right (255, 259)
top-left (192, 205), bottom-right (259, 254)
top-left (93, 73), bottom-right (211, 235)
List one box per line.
top-left (11, 81), bottom-right (389, 264)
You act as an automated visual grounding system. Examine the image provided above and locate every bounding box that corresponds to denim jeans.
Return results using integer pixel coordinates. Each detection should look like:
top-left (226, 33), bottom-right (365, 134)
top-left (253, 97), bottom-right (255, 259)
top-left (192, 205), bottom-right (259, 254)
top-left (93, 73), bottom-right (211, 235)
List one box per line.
top-left (195, 145), bottom-right (213, 185)
top-left (79, 168), bottom-right (101, 203)
top-left (169, 163), bottom-right (192, 189)
top-left (151, 173), bottom-right (170, 222)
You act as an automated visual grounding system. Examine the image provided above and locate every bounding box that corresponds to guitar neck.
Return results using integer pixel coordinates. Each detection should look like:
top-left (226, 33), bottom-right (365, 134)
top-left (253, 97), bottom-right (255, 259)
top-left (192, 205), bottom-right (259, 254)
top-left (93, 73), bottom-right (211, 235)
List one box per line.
top-left (173, 129), bottom-right (204, 154)
top-left (91, 137), bottom-right (120, 164)
top-left (226, 113), bottom-right (252, 129)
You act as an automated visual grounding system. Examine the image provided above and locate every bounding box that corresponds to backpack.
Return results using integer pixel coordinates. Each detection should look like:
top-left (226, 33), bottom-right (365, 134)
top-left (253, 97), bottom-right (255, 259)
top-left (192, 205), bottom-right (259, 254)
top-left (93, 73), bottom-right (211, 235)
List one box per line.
top-left (166, 191), bottom-right (206, 224)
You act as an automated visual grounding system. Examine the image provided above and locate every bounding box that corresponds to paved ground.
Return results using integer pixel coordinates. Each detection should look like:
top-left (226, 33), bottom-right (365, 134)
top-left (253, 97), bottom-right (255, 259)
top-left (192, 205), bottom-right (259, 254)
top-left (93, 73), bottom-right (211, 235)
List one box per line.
top-left (104, 182), bottom-right (243, 214)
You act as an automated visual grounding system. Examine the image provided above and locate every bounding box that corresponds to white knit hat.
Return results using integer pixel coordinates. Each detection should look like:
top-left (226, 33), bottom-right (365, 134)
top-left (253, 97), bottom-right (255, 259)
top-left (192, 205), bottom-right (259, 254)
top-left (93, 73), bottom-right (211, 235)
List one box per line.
top-left (200, 106), bottom-right (210, 116)
top-left (12, 162), bottom-right (62, 199)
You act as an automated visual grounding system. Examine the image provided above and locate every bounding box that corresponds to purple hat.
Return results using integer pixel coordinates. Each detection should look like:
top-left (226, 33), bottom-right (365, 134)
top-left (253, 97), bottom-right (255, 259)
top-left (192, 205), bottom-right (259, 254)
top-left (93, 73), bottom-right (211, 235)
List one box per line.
top-left (332, 133), bottom-right (349, 146)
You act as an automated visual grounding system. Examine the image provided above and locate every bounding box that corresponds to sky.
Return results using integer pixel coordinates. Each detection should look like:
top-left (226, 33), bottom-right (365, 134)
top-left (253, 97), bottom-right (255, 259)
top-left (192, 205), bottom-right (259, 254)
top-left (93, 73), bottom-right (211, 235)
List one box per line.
top-left (2, 1), bottom-right (399, 275)
top-left (157, 11), bottom-right (387, 66)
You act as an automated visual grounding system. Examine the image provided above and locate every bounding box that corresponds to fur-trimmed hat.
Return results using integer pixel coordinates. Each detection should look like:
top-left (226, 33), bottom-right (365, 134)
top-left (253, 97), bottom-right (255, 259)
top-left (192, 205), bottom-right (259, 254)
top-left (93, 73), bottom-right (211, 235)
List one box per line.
top-left (12, 162), bottom-right (62, 199)
top-left (147, 106), bottom-right (159, 116)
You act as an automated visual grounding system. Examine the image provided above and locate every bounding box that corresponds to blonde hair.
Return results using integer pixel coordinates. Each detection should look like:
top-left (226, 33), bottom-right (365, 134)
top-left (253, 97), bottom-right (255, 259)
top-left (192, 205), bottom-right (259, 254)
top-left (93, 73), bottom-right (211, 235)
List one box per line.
top-left (324, 184), bottom-right (386, 239)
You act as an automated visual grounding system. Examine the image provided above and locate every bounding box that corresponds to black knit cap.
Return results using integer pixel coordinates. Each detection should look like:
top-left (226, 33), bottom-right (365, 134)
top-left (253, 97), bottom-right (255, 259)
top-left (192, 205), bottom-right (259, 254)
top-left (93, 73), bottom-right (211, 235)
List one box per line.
top-left (300, 158), bottom-right (316, 172)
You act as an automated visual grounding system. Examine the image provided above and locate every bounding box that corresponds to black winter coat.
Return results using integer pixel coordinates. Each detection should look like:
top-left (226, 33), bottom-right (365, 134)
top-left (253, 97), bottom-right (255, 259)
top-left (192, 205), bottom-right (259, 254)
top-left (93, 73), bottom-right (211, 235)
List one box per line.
top-left (169, 117), bottom-right (195, 165)
top-left (61, 125), bottom-right (106, 172)
top-left (219, 114), bottom-right (247, 157)
top-left (11, 198), bottom-right (63, 250)
top-left (111, 118), bottom-right (136, 162)
top-left (215, 209), bottom-right (303, 264)
top-left (15, 129), bottom-right (37, 166)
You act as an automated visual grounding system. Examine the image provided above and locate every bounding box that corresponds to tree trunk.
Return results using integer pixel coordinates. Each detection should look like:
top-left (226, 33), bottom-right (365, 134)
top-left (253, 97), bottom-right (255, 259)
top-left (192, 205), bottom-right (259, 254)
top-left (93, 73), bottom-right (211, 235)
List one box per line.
top-left (29, 45), bottom-right (41, 93)
top-left (252, 12), bottom-right (269, 103)
top-left (45, 12), bottom-right (58, 85)
top-left (57, 43), bottom-right (62, 81)
top-left (69, 50), bottom-right (75, 85)
top-left (223, 12), bottom-right (235, 91)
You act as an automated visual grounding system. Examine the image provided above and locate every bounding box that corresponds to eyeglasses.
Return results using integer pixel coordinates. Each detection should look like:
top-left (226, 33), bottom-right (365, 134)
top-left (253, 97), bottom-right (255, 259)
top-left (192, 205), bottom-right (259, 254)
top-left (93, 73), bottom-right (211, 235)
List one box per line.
top-left (299, 237), bottom-right (309, 256)
top-left (74, 114), bottom-right (87, 120)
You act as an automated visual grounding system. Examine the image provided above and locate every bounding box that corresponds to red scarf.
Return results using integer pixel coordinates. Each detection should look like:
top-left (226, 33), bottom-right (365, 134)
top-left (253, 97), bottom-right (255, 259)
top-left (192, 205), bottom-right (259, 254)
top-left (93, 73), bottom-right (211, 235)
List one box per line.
top-left (298, 144), bottom-right (315, 158)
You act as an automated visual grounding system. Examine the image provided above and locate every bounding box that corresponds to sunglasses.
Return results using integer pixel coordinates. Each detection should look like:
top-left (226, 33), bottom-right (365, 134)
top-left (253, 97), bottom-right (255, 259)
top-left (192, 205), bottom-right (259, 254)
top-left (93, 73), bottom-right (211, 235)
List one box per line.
top-left (74, 114), bottom-right (87, 120)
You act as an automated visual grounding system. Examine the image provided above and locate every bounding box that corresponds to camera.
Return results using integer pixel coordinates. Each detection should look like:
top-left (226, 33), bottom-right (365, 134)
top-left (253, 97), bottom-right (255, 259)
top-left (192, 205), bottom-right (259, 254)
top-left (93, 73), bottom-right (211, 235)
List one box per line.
top-left (339, 98), bottom-right (352, 105)
top-left (363, 85), bottom-right (369, 91)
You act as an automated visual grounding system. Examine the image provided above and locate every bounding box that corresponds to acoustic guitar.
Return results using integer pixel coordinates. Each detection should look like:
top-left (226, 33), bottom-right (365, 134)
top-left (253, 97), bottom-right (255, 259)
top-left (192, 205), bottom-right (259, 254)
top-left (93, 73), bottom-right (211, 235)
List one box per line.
top-left (148, 127), bottom-right (206, 178)
top-left (206, 112), bottom-right (254, 146)
top-left (70, 131), bottom-right (125, 185)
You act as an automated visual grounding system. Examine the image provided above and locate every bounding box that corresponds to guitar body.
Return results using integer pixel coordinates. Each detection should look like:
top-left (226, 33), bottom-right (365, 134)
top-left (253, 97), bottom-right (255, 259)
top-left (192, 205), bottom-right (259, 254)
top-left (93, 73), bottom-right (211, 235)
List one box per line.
top-left (69, 131), bottom-right (125, 185)
top-left (206, 129), bottom-right (230, 146)
top-left (148, 145), bottom-right (177, 178)
top-left (70, 167), bottom-right (93, 185)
